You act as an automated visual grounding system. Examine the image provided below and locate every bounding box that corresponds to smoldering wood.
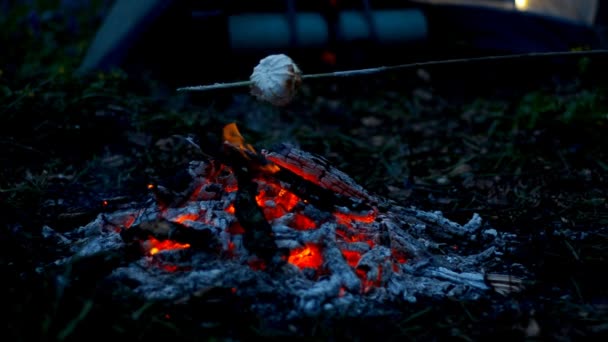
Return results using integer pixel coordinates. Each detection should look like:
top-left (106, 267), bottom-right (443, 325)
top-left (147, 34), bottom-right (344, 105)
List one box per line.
top-left (41, 142), bottom-right (523, 322)
top-left (234, 167), bottom-right (286, 266)
top-left (121, 219), bottom-right (221, 252)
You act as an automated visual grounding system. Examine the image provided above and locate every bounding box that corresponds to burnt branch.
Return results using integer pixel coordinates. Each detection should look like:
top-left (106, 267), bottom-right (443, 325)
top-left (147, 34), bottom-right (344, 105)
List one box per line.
top-left (234, 167), bottom-right (286, 266)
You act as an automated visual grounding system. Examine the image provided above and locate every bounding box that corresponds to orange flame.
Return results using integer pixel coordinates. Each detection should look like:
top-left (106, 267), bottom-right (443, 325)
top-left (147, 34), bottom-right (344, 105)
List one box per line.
top-left (223, 123), bottom-right (257, 154)
top-left (147, 237), bottom-right (191, 255)
top-left (222, 123), bottom-right (279, 173)
top-left (288, 243), bottom-right (323, 269)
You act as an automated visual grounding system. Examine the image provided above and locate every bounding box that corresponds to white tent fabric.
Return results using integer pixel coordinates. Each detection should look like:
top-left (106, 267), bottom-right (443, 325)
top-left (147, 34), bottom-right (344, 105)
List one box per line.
top-left (415, 0), bottom-right (599, 25)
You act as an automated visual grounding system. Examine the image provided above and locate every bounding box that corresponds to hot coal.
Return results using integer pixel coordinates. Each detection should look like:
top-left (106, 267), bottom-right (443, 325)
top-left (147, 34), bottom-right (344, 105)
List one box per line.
top-left (42, 132), bottom-right (521, 322)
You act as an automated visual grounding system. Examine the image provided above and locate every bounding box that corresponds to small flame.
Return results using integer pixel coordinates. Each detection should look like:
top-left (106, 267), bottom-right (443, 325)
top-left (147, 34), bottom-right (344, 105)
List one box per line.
top-left (225, 204), bottom-right (235, 214)
top-left (223, 123), bottom-right (256, 154)
top-left (147, 237), bottom-right (191, 255)
top-left (288, 243), bottom-right (323, 269)
top-left (356, 265), bottom-right (383, 292)
top-left (222, 123), bottom-right (279, 173)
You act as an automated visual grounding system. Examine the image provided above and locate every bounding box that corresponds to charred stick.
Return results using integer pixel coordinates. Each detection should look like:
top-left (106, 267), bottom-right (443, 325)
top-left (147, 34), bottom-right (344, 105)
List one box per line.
top-left (234, 167), bottom-right (286, 265)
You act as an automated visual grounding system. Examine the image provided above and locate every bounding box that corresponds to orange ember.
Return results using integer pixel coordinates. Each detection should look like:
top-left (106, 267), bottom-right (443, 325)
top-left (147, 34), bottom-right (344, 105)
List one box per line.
top-left (226, 222), bottom-right (245, 235)
top-left (341, 250), bottom-right (362, 267)
top-left (336, 229), bottom-right (375, 248)
top-left (173, 213), bottom-right (199, 224)
top-left (334, 211), bottom-right (376, 226)
top-left (161, 264), bottom-right (179, 273)
top-left (392, 249), bottom-right (408, 264)
top-left (356, 265), bottom-right (383, 292)
top-left (291, 213), bottom-right (317, 230)
top-left (188, 183), bottom-right (204, 201)
top-left (276, 188), bottom-right (299, 211)
top-left (225, 204), bottom-right (236, 214)
top-left (288, 243), bottom-right (323, 269)
top-left (248, 258), bottom-right (267, 271)
top-left (266, 155), bottom-right (320, 185)
top-left (147, 237), bottom-right (191, 255)
top-left (255, 184), bottom-right (303, 221)
top-left (123, 215), bottom-right (136, 229)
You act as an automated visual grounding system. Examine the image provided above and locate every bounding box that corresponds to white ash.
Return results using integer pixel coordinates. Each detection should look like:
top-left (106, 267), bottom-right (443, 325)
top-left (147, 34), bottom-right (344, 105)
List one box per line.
top-left (42, 145), bottom-right (521, 320)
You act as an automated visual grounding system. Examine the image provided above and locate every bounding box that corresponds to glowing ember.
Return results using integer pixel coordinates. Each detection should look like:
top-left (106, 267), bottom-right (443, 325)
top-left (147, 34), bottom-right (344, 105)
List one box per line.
top-left (357, 265), bottom-right (383, 292)
top-left (276, 188), bottom-right (299, 212)
top-left (336, 229), bottom-right (375, 248)
top-left (147, 237), bottom-right (191, 255)
top-left (291, 213), bottom-right (317, 230)
top-left (334, 211), bottom-right (376, 225)
top-left (392, 250), bottom-right (408, 264)
top-left (44, 122), bottom-right (508, 321)
top-left (226, 222), bottom-right (245, 235)
top-left (288, 243), bottom-right (323, 269)
top-left (173, 213), bottom-right (199, 224)
top-left (248, 259), bottom-right (267, 271)
top-left (255, 184), bottom-right (303, 221)
top-left (341, 250), bottom-right (362, 267)
top-left (266, 155), bottom-right (320, 185)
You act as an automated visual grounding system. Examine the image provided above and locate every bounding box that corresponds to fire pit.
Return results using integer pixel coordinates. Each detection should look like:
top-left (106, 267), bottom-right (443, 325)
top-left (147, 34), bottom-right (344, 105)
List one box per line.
top-left (43, 123), bottom-right (519, 322)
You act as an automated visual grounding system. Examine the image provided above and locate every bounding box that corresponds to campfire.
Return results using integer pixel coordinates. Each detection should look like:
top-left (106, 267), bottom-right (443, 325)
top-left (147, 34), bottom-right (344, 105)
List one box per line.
top-left (44, 123), bottom-right (518, 320)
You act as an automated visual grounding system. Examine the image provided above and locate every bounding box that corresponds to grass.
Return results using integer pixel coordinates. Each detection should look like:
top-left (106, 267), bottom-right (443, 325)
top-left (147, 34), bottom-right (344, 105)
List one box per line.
top-left (2, 1), bottom-right (608, 341)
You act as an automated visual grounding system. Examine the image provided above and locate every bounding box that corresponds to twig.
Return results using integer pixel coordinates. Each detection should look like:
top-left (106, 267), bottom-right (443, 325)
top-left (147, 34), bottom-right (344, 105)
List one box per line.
top-left (176, 50), bottom-right (608, 92)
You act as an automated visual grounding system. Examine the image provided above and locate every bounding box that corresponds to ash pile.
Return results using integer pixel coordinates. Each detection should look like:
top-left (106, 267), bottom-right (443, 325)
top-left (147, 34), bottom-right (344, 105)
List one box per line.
top-left (43, 124), bottom-right (521, 322)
